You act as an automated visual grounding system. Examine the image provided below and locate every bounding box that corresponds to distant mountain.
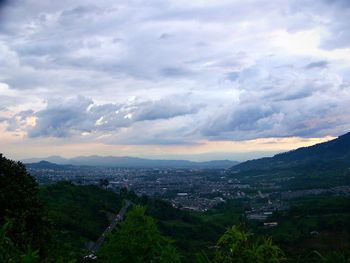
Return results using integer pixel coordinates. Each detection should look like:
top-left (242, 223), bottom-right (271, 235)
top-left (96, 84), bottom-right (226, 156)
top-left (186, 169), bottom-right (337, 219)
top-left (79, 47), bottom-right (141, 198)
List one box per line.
top-left (22, 156), bottom-right (239, 169)
top-left (234, 132), bottom-right (350, 171)
top-left (23, 156), bottom-right (69, 164)
top-left (25, 161), bottom-right (75, 170)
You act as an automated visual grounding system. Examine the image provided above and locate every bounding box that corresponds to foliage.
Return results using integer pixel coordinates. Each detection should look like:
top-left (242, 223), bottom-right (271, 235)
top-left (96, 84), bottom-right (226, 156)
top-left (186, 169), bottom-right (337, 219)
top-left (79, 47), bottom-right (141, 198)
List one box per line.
top-left (251, 196), bottom-right (350, 262)
top-left (314, 251), bottom-right (350, 263)
top-left (39, 181), bottom-right (122, 260)
top-left (2, 154), bottom-right (349, 262)
top-left (0, 154), bottom-right (49, 260)
top-left (98, 179), bottom-right (109, 189)
top-left (98, 205), bottom-right (182, 263)
top-left (195, 251), bottom-right (212, 263)
top-left (213, 226), bottom-right (285, 263)
top-left (231, 132), bottom-right (350, 191)
top-left (0, 217), bottom-right (40, 263)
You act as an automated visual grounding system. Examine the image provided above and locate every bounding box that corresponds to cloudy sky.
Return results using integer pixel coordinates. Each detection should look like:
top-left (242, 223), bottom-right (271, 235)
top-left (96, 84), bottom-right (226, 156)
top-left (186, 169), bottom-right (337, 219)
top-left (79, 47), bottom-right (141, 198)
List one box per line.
top-left (0, 0), bottom-right (349, 161)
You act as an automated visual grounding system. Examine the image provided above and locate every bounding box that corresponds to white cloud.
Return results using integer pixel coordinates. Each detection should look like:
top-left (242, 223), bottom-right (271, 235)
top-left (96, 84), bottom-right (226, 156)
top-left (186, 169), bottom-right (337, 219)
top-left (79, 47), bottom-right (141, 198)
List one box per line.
top-left (0, 0), bottom-right (350, 152)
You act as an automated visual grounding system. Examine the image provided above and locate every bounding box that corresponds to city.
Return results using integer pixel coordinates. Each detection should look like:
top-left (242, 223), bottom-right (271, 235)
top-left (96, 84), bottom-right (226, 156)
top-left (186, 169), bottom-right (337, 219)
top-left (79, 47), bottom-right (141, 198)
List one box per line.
top-left (27, 164), bottom-right (350, 220)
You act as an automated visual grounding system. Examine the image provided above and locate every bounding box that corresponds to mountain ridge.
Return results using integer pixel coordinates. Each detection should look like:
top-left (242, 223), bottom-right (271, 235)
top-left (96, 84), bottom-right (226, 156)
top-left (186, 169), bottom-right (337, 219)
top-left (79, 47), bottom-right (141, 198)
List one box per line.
top-left (22, 155), bottom-right (239, 169)
top-left (234, 132), bottom-right (350, 171)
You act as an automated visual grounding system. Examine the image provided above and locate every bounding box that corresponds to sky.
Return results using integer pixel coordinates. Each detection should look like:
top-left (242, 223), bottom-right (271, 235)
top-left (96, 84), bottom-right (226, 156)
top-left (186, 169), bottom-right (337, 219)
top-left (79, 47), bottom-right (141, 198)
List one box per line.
top-left (0, 0), bottom-right (349, 161)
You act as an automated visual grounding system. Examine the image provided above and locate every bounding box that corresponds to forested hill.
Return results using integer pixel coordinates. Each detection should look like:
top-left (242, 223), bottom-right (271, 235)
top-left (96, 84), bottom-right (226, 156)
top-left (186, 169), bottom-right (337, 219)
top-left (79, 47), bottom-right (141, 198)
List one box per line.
top-left (234, 132), bottom-right (350, 171)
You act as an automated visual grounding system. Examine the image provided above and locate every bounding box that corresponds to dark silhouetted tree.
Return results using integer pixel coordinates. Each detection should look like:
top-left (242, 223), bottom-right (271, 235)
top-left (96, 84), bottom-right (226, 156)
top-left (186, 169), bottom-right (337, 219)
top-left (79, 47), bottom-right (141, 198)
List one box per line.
top-left (0, 154), bottom-right (49, 260)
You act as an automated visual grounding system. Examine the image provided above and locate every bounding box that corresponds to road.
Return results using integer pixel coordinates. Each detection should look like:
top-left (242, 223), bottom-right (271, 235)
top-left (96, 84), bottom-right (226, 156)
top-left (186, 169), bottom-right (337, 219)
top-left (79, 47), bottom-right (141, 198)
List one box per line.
top-left (88, 199), bottom-right (132, 256)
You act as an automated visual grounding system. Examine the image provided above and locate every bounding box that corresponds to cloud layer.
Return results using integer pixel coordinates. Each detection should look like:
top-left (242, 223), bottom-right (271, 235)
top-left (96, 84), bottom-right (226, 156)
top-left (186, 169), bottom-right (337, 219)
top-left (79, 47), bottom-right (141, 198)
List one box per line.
top-left (1, 0), bottom-right (350, 152)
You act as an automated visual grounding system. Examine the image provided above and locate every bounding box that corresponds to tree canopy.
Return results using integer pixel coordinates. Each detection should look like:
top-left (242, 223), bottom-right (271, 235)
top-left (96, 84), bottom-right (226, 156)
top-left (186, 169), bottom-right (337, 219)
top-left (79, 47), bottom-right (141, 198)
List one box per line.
top-left (98, 205), bottom-right (182, 263)
top-left (0, 154), bottom-right (48, 261)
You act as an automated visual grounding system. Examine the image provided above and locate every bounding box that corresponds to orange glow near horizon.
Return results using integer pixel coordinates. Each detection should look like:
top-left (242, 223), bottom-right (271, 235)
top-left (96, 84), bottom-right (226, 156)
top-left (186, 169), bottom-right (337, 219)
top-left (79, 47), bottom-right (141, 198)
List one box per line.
top-left (0, 124), bottom-right (336, 161)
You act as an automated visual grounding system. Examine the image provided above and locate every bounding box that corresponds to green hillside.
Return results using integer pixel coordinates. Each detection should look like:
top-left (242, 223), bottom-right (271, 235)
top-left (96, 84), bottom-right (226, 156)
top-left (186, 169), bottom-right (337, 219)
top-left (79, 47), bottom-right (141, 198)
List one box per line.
top-left (39, 182), bottom-right (122, 260)
top-left (235, 132), bottom-right (350, 171)
top-left (1, 154), bottom-right (350, 262)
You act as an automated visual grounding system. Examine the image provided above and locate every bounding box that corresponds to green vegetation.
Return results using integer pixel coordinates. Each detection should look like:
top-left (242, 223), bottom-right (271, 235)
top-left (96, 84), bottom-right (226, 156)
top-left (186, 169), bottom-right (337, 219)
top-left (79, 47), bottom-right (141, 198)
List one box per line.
top-left (98, 208), bottom-right (284, 263)
top-left (233, 133), bottom-right (350, 190)
top-left (250, 196), bottom-right (350, 262)
top-left (98, 205), bottom-right (181, 263)
top-left (137, 197), bottom-right (247, 262)
top-left (1, 154), bottom-right (350, 262)
top-left (0, 221), bottom-right (40, 263)
top-left (39, 182), bottom-right (122, 260)
top-left (231, 161), bottom-right (350, 190)
top-left (0, 154), bottom-right (48, 262)
top-left (236, 132), bottom-right (350, 171)
top-left (212, 226), bottom-right (285, 263)
top-left (0, 154), bottom-right (123, 261)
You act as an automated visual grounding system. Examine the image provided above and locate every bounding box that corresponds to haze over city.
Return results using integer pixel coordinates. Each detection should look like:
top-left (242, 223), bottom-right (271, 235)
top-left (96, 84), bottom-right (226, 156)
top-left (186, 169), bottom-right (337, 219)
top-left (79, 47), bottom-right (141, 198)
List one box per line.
top-left (1, 0), bottom-right (349, 161)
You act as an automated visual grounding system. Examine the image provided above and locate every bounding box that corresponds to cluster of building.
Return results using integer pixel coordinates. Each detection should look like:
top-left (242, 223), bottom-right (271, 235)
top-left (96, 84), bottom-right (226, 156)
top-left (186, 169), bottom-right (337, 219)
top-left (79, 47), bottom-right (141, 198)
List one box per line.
top-left (28, 165), bottom-right (350, 216)
top-left (29, 166), bottom-right (251, 211)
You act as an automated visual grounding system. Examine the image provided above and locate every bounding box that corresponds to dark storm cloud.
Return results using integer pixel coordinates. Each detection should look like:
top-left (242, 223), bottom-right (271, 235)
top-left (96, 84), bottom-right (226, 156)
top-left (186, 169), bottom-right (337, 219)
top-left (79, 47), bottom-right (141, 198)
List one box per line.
top-left (261, 86), bottom-right (315, 102)
top-left (26, 95), bottom-right (203, 138)
top-left (201, 85), bottom-right (350, 141)
top-left (277, 89), bottom-right (314, 101)
top-left (160, 67), bottom-right (194, 78)
top-left (0, 0), bottom-right (11, 25)
top-left (28, 96), bottom-right (94, 138)
top-left (0, 0), bottom-right (8, 8)
top-left (0, 0), bottom-right (10, 14)
top-left (305, 60), bottom-right (329, 69)
top-left (226, 72), bottom-right (239, 81)
top-left (61, 5), bottom-right (104, 17)
top-left (134, 97), bottom-right (203, 121)
top-left (159, 33), bottom-right (172, 40)
top-left (310, 0), bottom-right (350, 50)
top-left (1, 0), bottom-right (350, 144)
top-left (202, 104), bottom-right (278, 137)
top-left (323, 0), bottom-right (350, 8)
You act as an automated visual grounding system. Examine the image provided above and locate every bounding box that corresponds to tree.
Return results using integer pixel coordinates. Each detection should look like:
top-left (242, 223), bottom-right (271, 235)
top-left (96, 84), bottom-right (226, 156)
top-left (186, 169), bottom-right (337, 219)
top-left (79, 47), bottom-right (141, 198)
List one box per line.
top-left (98, 205), bottom-right (182, 263)
top-left (98, 179), bottom-right (109, 189)
top-left (214, 226), bottom-right (285, 263)
top-left (0, 154), bottom-right (49, 260)
top-left (0, 221), bottom-right (40, 263)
